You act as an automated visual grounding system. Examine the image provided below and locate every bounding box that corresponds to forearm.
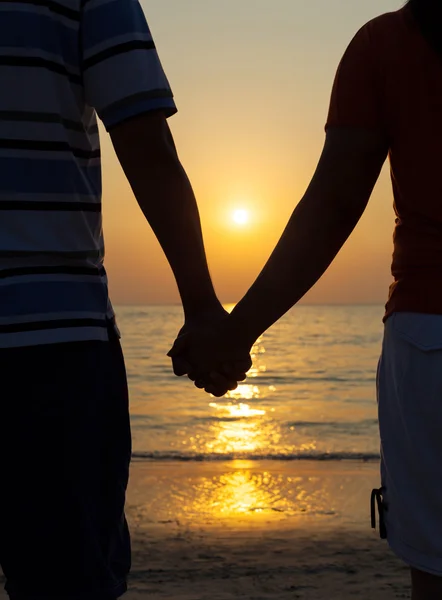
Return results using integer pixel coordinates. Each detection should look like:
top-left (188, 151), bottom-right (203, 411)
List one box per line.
top-left (227, 126), bottom-right (388, 346)
top-left (131, 157), bottom-right (219, 318)
top-left (111, 113), bottom-right (220, 320)
top-left (229, 191), bottom-right (365, 345)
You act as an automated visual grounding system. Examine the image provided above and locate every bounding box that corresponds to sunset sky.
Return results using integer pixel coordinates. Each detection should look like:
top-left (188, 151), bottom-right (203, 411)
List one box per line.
top-left (102, 0), bottom-right (405, 306)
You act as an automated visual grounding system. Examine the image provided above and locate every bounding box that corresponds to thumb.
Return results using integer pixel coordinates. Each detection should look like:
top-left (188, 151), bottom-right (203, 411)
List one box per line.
top-left (167, 333), bottom-right (190, 357)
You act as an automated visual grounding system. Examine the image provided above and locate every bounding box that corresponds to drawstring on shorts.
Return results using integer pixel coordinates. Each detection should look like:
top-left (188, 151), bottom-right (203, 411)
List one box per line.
top-left (371, 487), bottom-right (387, 539)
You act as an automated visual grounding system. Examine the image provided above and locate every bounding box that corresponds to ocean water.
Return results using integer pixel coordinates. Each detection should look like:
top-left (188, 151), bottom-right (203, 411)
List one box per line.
top-left (117, 304), bottom-right (384, 463)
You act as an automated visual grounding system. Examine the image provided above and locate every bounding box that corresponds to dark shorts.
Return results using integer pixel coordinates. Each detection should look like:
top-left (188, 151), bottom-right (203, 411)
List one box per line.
top-left (0, 329), bottom-right (132, 600)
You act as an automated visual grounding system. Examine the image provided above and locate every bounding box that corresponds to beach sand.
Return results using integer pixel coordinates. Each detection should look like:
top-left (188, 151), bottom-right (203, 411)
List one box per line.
top-left (0, 460), bottom-right (411, 599)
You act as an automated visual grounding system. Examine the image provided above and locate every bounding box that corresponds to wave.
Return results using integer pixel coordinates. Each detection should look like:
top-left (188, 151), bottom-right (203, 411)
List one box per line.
top-left (286, 419), bottom-right (378, 429)
top-left (246, 375), bottom-right (376, 384)
top-left (131, 451), bottom-right (380, 463)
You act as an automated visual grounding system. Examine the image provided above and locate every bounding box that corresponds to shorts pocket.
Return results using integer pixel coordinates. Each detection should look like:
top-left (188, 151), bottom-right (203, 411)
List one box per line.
top-left (390, 312), bottom-right (442, 352)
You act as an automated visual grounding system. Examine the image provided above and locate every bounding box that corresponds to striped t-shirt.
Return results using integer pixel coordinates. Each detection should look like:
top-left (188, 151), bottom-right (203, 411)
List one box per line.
top-left (0, 0), bottom-right (177, 348)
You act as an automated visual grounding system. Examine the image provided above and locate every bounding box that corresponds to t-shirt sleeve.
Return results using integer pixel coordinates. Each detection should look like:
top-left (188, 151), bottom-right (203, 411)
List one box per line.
top-left (81, 0), bottom-right (177, 131)
top-left (325, 23), bottom-right (384, 131)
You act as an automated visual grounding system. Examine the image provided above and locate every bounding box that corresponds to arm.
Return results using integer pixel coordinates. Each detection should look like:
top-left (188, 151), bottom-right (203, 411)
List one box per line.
top-left (80, 0), bottom-right (228, 323)
top-left (110, 111), bottom-right (221, 320)
top-left (167, 21), bottom-right (387, 392)
top-left (228, 127), bottom-right (388, 345)
top-left (168, 127), bottom-right (388, 381)
top-left (80, 0), bottom-right (248, 385)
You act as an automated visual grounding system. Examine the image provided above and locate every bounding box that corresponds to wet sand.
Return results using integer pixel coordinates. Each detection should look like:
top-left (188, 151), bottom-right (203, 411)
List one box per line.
top-left (125, 460), bottom-right (410, 599)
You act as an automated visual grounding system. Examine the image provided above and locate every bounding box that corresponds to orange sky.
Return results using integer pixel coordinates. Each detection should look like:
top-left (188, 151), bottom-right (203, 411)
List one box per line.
top-left (101, 0), bottom-right (404, 306)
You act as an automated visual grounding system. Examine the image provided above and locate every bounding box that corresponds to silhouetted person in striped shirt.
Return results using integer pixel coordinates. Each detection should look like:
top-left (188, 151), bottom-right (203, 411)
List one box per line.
top-left (0, 1), bottom-right (237, 598)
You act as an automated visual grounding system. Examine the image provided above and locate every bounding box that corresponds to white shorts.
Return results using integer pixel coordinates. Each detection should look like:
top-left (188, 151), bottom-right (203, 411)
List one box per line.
top-left (377, 312), bottom-right (442, 575)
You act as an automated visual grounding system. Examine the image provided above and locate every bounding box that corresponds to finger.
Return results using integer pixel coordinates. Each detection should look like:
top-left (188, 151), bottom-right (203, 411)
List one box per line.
top-left (222, 363), bottom-right (234, 376)
top-left (236, 372), bottom-right (248, 382)
top-left (194, 378), bottom-right (207, 389)
top-left (188, 370), bottom-right (209, 383)
top-left (220, 364), bottom-right (247, 382)
top-left (221, 359), bottom-right (251, 376)
top-left (172, 356), bottom-right (192, 377)
top-left (235, 358), bottom-right (253, 373)
top-left (210, 371), bottom-right (238, 392)
top-left (167, 334), bottom-right (190, 358)
top-left (204, 384), bottom-right (228, 398)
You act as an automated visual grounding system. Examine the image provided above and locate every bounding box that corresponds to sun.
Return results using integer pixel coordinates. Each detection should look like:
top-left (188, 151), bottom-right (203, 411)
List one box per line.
top-left (232, 209), bottom-right (249, 226)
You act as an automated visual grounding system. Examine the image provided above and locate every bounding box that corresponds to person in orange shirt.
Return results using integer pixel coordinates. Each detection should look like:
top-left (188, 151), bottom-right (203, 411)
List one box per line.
top-left (170, 1), bottom-right (442, 597)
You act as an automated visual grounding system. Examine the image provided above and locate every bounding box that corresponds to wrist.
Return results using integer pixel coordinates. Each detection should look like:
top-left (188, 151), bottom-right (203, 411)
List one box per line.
top-left (182, 294), bottom-right (225, 322)
top-left (227, 307), bottom-right (260, 351)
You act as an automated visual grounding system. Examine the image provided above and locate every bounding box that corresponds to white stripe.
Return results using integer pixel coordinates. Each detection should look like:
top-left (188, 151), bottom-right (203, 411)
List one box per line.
top-left (0, 255), bottom-right (104, 269)
top-left (0, 248), bottom-right (104, 259)
top-left (85, 50), bottom-right (171, 113)
top-left (0, 274), bottom-right (106, 287)
top-left (0, 327), bottom-right (109, 348)
top-left (0, 47), bottom-right (80, 77)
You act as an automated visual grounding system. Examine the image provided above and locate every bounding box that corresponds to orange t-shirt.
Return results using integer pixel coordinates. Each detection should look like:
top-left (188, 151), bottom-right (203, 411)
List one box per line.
top-left (326, 6), bottom-right (442, 320)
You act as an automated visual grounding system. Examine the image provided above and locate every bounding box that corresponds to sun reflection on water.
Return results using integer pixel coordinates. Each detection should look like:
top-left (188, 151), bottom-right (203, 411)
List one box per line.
top-left (247, 336), bottom-right (267, 379)
top-left (193, 469), bottom-right (286, 517)
top-left (170, 328), bottom-right (320, 461)
top-left (205, 418), bottom-right (266, 454)
top-left (225, 385), bottom-right (261, 401)
top-left (209, 401), bottom-right (265, 418)
top-left (199, 334), bottom-right (275, 456)
top-left (169, 466), bottom-right (337, 523)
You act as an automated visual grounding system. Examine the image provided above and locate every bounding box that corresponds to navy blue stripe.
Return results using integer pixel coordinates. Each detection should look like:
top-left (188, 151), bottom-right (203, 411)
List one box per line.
top-left (100, 90), bottom-right (174, 121)
top-left (0, 111), bottom-right (98, 134)
top-left (0, 281), bottom-right (106, 317)
top-left (0, 266), bottom-right (105, 279)
top-left (83, 40), bottom-right (156, 70)
top-left (0, 318), bottom-right (107, 334)
top-left (0, 0), bottom-right (80, 21)
top-left (83, 0), bottom-right (150, 48)
top-left (104, 97), bottom-right (176, 130)
top-left (0, 12), bottom-right (79, 65)
top-left (0, 201), bottom-right (101, 211)
top-left (0, 56), bottom-right (81, 85)
top-left (0, 158), bottom-right (101, 195)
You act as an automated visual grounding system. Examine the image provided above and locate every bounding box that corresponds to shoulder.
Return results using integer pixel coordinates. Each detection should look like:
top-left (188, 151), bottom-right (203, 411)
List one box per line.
top-left (336, 9), bottom-right (408, 71)
top-left (351, 9), bottom-right (410, 50)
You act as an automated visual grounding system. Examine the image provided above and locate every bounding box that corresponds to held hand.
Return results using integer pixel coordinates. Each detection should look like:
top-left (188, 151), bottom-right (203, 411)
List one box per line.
top-left (169, 304), bottom-right (230, 379)
top-left (168, 318), bottom-right (253, 396)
